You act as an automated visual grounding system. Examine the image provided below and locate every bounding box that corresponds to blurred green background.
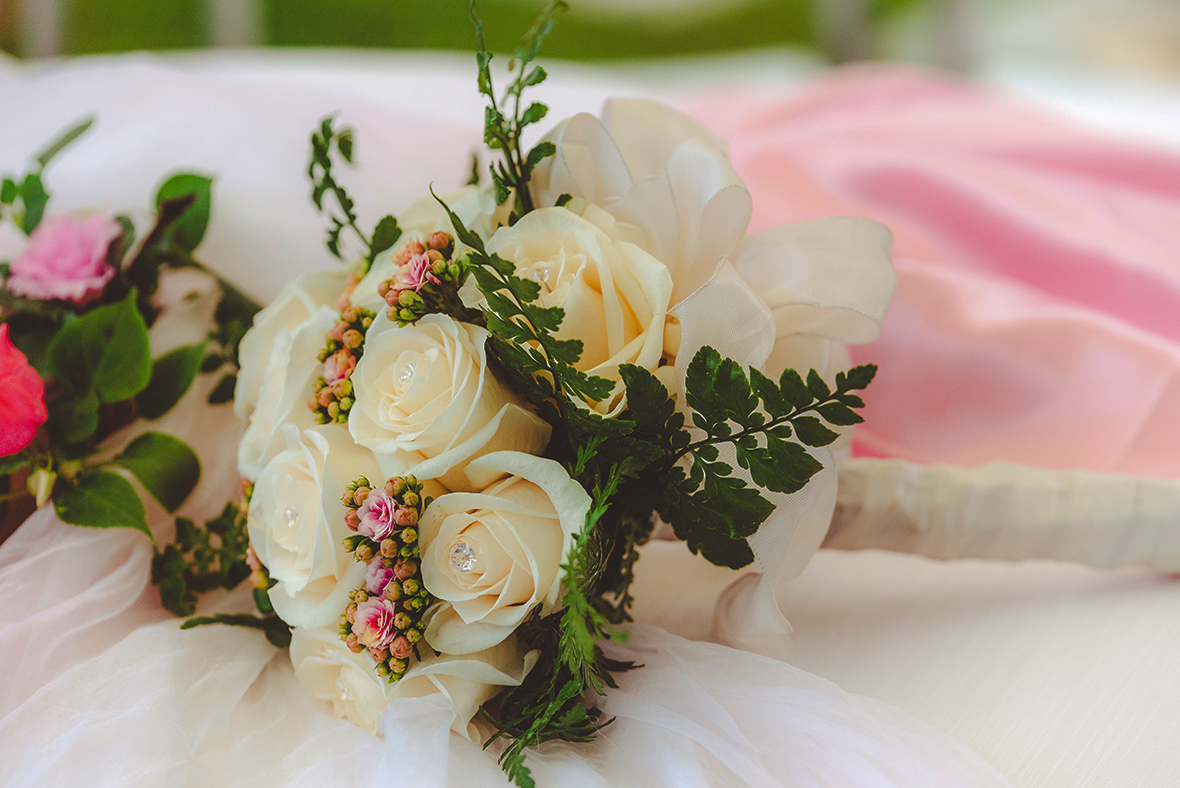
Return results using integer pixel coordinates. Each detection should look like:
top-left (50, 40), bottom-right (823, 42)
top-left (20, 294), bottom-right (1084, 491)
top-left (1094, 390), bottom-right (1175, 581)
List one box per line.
top-left (3, 0), bottom-right (927, 61)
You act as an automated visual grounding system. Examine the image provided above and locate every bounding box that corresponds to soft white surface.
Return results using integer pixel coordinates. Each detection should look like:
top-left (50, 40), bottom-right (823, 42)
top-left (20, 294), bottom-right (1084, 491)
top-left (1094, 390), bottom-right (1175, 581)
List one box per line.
top-left (3, 50), bottom-right (1180, 787)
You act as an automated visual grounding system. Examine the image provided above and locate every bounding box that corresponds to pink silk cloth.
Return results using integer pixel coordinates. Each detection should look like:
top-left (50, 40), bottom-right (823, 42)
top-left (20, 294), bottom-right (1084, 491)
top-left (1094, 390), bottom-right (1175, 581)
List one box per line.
top-left (683, 66), bottom-right (1180, 478)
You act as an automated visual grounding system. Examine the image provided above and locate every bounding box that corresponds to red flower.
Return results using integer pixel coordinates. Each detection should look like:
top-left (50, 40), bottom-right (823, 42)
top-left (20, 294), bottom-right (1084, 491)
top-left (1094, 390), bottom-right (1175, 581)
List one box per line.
top-left (0, 324), bottom-right (47, 456)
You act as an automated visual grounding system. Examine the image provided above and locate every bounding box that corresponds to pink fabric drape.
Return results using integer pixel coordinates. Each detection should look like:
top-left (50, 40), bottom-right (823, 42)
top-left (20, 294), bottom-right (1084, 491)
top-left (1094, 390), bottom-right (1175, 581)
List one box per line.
top-left (682, 66), bottom-right (1180, 478)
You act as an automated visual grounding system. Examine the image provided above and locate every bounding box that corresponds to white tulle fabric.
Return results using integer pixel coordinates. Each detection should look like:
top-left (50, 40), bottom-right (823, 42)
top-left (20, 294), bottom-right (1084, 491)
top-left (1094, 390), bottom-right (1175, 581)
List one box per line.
top-left (0, 508), bottom-right (1011, 788)
top-left (0, 57), bottom-right (1010, 788)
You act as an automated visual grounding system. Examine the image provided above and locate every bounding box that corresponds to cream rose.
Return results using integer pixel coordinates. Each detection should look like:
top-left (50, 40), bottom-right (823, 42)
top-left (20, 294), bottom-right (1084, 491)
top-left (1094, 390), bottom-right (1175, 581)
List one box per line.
top-left (528, 99), bottom-right (897, 595)
top-left (420, 451), bottom-right (591, 654)
top-left (237, 306), bottom-right (338, 481)
top-left (484, 206), bottom-right (673, 415)
top-left (235, 267), bottom-right (351, 424)
top-left (348, 313), bottom-right (550, 491)
top-left (290, 624), bottom-right (538, 739)
top-left (248, 423), bottom-right (380, 628)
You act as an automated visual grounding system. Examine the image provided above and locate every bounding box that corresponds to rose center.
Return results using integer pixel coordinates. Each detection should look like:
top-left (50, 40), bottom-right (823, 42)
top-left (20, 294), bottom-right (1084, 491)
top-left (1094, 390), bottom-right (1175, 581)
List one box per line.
top-left (398, 360), bottom-right (416, 387)
top-left (449, 541), bottom-right (478, 573)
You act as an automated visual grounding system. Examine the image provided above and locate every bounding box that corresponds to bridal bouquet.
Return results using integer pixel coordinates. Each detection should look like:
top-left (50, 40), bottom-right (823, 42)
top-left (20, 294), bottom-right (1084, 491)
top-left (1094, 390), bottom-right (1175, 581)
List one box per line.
top-left (0, 118), bottom-right (253, 540)
top-left (231, 4), bottom-right (893, 784)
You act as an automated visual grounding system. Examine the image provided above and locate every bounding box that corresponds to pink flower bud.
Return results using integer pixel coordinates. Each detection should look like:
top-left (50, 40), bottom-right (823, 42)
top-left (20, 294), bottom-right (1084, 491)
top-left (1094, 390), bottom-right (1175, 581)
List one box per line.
top-left (317, 387), bottom-right (335, 407)
top-left (394, 505), bottom-right (417, 527)
top-left (390, 635), bottom-right (412, 659)
top-left (429, 231), bottom-right (451, 252)
top-left (342, 329), bottom-right (363, 349)
top-left (344, 510), bottom-right (361, 531)
top-left (392, 559), bottom-right (417, 581)
top-left (326, 322), bottom-right (347, 343)
top-left (345, 633), bottom-right (363, 653)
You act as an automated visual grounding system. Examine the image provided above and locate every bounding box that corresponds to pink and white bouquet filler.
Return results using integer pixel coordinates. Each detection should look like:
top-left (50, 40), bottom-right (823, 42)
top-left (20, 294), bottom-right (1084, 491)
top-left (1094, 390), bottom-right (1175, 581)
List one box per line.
top-left (224, 4), bottom-right (894, 784)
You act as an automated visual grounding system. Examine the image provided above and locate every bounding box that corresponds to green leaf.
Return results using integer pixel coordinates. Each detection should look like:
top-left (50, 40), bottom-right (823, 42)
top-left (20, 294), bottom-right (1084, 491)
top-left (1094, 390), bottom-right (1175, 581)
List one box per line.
top-left (841, 363), bottom-right (878, 391)
top-left (750, 368), bottom-right (789, 418)
top-left (137, 343), bottom-right (205, 419)
top-left (155, 173), bottom-right (213, 252)
top-left (54, 470), bottom-right (151, 538)
top-left (20, 173), bottom-right (48, 235)
top-left (0, 451), bottom-right (29, 474)
top-left (336, 129), bottom-right (354, 163)
top-left (1, 177), bottom-right (16, 204)
top-left (793, 416), bottom-right (839, 447)
top-left (112, 432), bottom-right (201, 512)
top-left (35, 116), bottom-right (94, 170)
top-left (46, 389), bottom-right (99, 444)
top-left (521, 102), bottom-right (548, 127)
top-left (200, 353), bottom-right (223, 373)
top-left (368, 214), bottom-right (402, 264)
top-left (524, 141), bottom-right (556, 174)
top-left (778, 368), bottom-right (812, 409)
top-left (180, 613), bottom-right (292, 649)
top-left (48, 290), bottom-right (151, 403)
top-left (208, 373), bottom-right (236, 404)
top-left (521, 66), bottom-right (547, 89)
top-left (817, 402), bottom-right (864, 426)
top-left (806, 369), bottom-right (832, 400)
top-left (476, 50), bottom-right (494, 97)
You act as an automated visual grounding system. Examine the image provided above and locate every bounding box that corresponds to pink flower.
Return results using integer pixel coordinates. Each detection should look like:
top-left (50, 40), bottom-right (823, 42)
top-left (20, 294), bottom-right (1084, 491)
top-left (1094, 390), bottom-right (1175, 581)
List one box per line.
top-left (364, 561), bottom-right (395, 596)
top-left (352, 598), bottom-right (397, 649)
top-left (6, 213), bottom-right (120, 303)
top-left (321, 349), bottom-right (356, 384)
top-left (0, 324), bottom-right (47, 455)
top-left (396, 253), bottom-right (440, 293)
top-left (357, 489), bottom-right (400, 541)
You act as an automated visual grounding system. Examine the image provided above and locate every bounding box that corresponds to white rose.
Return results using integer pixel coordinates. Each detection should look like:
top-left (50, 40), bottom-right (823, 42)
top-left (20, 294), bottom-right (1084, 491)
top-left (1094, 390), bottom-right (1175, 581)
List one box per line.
top-left (235, 267), bottom-right (350, 423)
top-left (248, 423), bottom-right (379, 628)
top-left (528, 98), bottom-right (894, 374)
top-left (420, 451), bottom-right (591, 654)
top-left (529, 100), bottom-right (897, 591)
top-left (484, 206), bottom-right (673, 415)
top-left (350, 185), bottom-right (511, 312)
top-left (349, 313), bottom-right (550, 491)
top-left (290, 624), bottom-right (538, 739)
top-left (237, 306), bottom-right (337, 481)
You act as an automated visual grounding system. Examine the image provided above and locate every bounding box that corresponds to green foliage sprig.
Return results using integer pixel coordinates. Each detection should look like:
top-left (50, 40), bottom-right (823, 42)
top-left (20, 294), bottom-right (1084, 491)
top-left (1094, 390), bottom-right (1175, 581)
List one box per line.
top-left (470, 0), bottom-right (567, 223)
top-left (153, 501), bottom-right (251, 616)
top-left (308, 117), bottom-right (403, 269)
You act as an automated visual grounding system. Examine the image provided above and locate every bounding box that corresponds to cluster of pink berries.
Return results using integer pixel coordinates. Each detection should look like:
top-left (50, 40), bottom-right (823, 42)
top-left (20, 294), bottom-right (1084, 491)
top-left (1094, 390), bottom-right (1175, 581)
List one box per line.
top-left (377, 232), bottom-right (468, 326)
top-left (338, 474), bottom-right (432, 681)
top-left (308, 305), bottom-right (375, 425)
